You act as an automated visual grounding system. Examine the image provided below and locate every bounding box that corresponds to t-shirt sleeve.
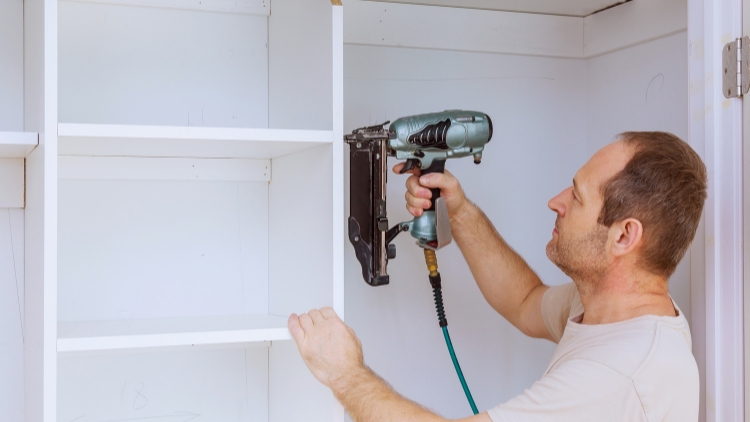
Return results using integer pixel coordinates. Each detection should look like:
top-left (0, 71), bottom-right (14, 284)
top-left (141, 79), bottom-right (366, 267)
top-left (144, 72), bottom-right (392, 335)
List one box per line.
top-left (487, 359), bottom-right (647, 422)
top-left (540, 283), bottom-right (581, 343)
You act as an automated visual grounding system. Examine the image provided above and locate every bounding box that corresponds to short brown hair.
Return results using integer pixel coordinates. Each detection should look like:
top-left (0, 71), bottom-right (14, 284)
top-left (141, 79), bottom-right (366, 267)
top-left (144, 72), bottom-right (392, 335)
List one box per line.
top-left (598, 132), bottom-right (707, 278)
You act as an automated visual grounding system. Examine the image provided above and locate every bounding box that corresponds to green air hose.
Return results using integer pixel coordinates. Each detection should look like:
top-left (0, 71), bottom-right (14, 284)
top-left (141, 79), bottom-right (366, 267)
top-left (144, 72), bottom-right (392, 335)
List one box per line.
top-left (424, 249), bottom-right (479, 415)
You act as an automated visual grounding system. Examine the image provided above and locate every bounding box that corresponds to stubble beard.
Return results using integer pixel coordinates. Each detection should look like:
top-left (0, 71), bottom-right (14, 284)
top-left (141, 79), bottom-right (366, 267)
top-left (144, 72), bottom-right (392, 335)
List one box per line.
top-left (546, 222), bottom-right (609, 295)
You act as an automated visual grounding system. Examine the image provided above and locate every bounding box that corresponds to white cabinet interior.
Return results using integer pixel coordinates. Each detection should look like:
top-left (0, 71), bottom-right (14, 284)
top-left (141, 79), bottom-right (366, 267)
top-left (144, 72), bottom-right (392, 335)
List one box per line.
top-left (18, 0), bottom-right (344, 420)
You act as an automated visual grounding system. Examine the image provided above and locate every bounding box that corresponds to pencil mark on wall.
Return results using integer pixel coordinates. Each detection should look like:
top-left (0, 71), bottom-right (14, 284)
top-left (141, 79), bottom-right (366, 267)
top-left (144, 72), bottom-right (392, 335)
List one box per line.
top-left (8, 209), bottom-right (23, 341)
top-left (121, 381), bottom-right (127, 406)
top-left (133, 382), bottom-right (149, 410)
top-left (68, 415), bottom-right (86, 422)
top-left (646, 73), bottom-right (664, 103)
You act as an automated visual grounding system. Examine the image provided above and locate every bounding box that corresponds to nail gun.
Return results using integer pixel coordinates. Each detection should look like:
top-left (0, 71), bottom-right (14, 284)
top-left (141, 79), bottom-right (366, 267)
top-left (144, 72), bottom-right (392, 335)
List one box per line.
top-left (345, 110), bottom-right (493, 286)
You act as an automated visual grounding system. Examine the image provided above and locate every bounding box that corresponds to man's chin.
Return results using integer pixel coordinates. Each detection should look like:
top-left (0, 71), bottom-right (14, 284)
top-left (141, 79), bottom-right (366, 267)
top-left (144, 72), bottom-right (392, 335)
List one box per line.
top-left (545, 242), bottom-right (556, 262)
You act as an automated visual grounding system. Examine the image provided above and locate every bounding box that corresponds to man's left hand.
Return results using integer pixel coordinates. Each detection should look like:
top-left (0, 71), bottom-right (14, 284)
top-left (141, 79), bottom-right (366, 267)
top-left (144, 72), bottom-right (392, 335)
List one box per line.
top-left (288, 307), bottom-right (365, 390)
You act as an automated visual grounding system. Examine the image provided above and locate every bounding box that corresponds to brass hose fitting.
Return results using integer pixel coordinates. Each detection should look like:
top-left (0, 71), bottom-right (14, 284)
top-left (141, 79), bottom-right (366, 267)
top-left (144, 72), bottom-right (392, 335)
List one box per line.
top-left (424, 248), bottom-right (439, 277)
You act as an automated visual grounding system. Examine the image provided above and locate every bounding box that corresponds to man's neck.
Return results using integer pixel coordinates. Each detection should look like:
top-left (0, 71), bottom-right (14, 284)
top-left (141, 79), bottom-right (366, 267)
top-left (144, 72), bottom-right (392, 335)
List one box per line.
top-left (576, 270), bottom-right (675, 325)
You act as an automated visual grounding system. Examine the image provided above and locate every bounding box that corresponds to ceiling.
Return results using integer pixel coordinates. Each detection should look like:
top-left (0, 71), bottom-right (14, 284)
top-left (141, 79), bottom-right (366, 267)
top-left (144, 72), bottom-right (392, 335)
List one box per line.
top-left (361, 0), bottom-right (630, 17)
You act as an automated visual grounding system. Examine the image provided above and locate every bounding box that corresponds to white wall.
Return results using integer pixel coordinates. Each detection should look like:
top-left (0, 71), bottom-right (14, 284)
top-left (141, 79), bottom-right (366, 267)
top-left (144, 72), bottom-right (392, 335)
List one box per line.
top-left (0, 1), bottom-right (25, 421)
top-left (586, 31), bottom-right (691, 322)
top-left (0, 209), bottom-right (24, 422)
top-left (343, 24), bottom-right (689, 422)
top-left (344, 45), bottom-right (589, 418)
top-left (58, 1), bottom-right (269, 128)
top-left (0, 0), bottom-right (24, 132)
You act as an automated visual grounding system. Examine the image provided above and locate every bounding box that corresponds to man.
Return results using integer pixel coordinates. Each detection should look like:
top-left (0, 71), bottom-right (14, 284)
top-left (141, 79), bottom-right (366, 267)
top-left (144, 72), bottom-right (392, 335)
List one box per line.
top-left (288, 132), bottom-right (706, 421)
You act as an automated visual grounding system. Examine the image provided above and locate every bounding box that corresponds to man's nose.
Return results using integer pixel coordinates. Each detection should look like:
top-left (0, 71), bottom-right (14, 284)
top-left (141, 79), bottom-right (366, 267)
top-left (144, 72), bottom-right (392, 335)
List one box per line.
top-left (548, 188), bottom-right (569, 216)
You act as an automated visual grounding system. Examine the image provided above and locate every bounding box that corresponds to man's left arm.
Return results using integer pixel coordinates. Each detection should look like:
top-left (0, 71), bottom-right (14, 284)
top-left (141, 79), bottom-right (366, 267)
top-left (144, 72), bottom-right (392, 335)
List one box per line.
top-left (288, 308), bottom-right (492, 422)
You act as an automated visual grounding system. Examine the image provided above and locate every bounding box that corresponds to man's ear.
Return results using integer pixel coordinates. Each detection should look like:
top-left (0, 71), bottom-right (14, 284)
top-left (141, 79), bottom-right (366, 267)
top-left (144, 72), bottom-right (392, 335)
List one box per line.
top-left (609, 218), bottom-right (644, 257)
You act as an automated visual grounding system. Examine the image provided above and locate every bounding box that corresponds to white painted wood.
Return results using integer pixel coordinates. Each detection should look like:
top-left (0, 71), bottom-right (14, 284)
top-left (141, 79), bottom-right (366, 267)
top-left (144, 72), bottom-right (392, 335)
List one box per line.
top-left (57, 315), bottom-right (290, 352)
top-left (362, 0), bottom-right (624, 18)
top-left (0, 0), bottom-right (24, 132)
top-left (58, 123), bottom-right (333, 158)
top-left (58, 180), bottom-right (270, 322)
top-left (687, 0), bottom-right (744, 420)
top-left (269, 144), bottom-right (333, 316)
top-left (0, 132), bottom-right (39, 158)
top-left (344, 1), bottom-right (584, 58)
top-left (270, 341), bottom-right (334, 422)
top-left (64, 0), bottom-right (269, 16)
top-left (269, 0), bottom-right (333, 130)
top-left (0, 209), bottom-right (24, 422)
top-left (0, 159), bottom-right (25, 209)
top-left (59, 156), bottom-right (271, 182)
top-left (51, 0), bottom-right (342, 419)
top-left (59, 1), bottom-right (269, 128)
top-left (24, 0), bottom-right (59, 419)
top-left (745, 0), bottom-right (750, 418)
top-left (58, 348), bottom-right (269, 421)
top-left (583, 0), bottom-right (687, 58)
top-left (332, 6), bottom-right (346, 421)
top-left (332, 3), bottom-right (345, 323)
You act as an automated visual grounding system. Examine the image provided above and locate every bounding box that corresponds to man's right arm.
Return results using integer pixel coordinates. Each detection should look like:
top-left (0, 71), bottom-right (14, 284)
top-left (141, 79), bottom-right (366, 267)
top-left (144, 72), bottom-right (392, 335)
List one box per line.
top-left (399, 165), bottom-right (554, 341)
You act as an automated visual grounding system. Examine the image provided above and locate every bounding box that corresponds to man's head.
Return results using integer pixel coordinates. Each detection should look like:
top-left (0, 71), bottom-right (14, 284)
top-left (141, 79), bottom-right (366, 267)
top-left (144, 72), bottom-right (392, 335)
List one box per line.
top-left (546, 132), bottom-right (707, 291)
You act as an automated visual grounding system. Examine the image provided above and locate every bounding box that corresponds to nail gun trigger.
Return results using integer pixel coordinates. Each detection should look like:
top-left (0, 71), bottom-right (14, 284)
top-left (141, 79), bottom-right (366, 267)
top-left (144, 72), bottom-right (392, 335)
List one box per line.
top-left (399, 159), bottom-right (420, 174)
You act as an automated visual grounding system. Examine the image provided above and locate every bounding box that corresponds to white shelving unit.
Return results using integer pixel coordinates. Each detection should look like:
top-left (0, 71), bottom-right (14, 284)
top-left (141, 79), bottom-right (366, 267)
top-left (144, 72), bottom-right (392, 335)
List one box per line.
top-left (21, 0), bottom-right (344, 420)
top-left (5, 0), bottom-right (741, 420)
top-left (0, 131), bottom-right (39, 158)
top-left (0, 132), bottom-right (38, 208)
top-left (57, 314), bottom-right (290, 352)
top-left (58, 123), bottom-right (334, 158)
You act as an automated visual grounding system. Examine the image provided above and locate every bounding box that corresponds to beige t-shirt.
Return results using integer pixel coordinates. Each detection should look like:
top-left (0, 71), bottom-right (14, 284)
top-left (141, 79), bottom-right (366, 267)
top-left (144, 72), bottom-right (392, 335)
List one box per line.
top-left (487, 282), bottom-right (699, 422)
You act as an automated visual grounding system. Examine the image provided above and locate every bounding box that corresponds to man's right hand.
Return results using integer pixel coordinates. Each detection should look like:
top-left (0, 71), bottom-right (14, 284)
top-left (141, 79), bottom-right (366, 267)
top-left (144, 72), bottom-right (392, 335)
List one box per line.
top-left (393, 161), bottom-right (552, 342)
top-left (393, 162), bottom-right (469, 219)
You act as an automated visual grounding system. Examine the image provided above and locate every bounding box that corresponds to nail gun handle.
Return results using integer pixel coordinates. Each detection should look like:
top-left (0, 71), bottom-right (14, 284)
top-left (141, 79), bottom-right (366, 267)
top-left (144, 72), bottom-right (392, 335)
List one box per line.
top-left (422, 160), bottom-right (446, 211)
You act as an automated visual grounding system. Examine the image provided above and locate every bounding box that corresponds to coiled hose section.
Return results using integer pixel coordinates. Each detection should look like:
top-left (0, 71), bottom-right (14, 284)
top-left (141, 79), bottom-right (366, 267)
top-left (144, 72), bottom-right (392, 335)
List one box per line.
top-left (424, 249), bottom-right (479, 415)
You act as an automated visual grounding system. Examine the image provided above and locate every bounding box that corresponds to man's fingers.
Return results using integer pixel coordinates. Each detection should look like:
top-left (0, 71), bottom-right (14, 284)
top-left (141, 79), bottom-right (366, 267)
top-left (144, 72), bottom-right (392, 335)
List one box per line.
top-left (320, 307), bottom-right (336, 319)
top-left (419, 172), bottom-right (444, 188)
top-left (299, 313), bottom-right (314, 331)
top-left (406, 205), bottom-right (424, 217)
top-left (405, 175), bottom-right (432, 199)
top-left (288, 314), bottom-right (305, 343)
top-left (405, 191), bottom-right (431, 211)
top-left (309, 308), bottom-right (325, 323)
top-left (393, 162), bottom-right (422, 176)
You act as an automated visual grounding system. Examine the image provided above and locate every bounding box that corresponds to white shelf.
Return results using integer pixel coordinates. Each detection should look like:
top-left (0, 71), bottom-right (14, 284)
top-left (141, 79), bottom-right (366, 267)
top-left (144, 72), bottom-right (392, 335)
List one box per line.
top-left (0, 131), bottom-right (39, 158)
top-left (58, 123), bottom-right (333, 159)
top-left (57, 314), bottom-right (292, 353)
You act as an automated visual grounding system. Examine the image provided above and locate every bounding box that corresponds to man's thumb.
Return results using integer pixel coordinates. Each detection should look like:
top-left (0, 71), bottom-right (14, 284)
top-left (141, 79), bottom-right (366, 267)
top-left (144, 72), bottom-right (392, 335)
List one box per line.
top-left (419, 173), bottom-right (442, 188)
top-left (288, 314), bottom-right (305, 344)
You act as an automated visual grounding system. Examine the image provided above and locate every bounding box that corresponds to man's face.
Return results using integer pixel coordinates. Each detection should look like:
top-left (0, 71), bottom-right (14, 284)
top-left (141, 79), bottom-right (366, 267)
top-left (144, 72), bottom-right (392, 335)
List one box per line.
top-left (546, 141), bottom-right (631, 286)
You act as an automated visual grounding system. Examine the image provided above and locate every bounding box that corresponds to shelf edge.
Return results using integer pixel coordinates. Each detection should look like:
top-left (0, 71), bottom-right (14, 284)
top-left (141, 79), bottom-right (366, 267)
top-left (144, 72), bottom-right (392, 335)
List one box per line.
top-left (57, 327), bottom-right (292, 353)
top-left (58, 123), bottom-right (334, 144)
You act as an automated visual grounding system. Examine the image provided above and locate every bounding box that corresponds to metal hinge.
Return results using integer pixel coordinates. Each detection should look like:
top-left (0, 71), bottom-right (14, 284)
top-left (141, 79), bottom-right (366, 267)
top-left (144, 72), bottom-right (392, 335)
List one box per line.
top-left (723, 36), bottom-right (750, 98)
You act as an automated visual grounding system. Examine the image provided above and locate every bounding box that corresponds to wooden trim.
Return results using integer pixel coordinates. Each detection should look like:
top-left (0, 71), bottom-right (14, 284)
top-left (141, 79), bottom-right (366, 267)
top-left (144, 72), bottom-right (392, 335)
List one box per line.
top-left (688, 0), bottom-right (745, 420)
